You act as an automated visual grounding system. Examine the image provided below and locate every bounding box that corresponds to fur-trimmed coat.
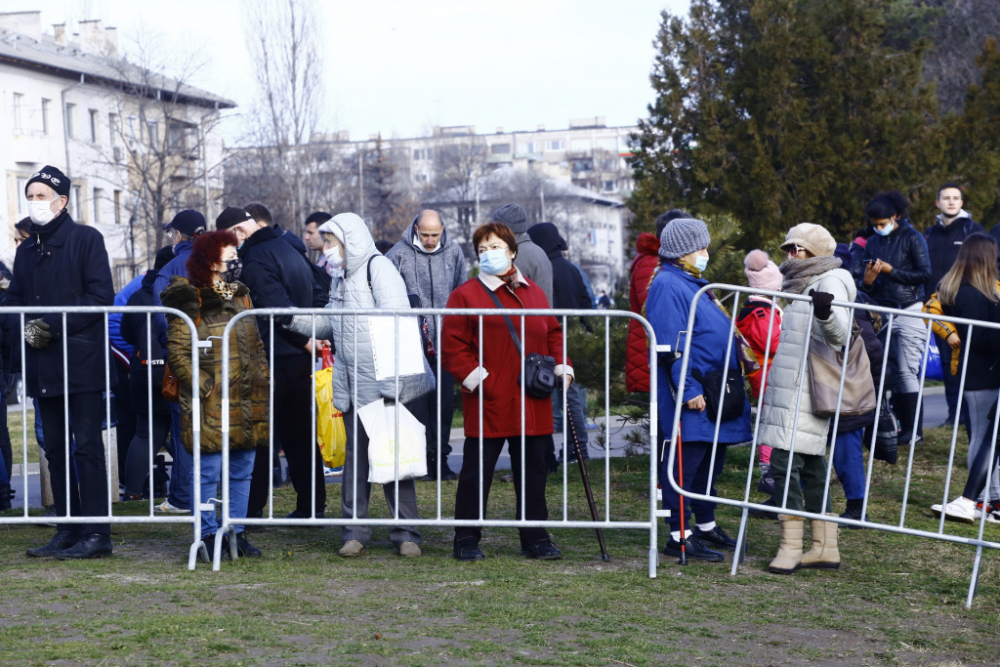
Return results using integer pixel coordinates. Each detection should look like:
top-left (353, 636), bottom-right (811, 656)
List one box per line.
top-left (161, 276), bottom-right (269, 454)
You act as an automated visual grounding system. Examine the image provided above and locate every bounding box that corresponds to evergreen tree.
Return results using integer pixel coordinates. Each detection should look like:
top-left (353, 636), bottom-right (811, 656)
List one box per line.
top-left (629, 0), bottom-right (941, 247)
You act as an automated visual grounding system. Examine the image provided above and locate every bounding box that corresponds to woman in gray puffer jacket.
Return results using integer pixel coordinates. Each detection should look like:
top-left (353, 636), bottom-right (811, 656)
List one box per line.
top-left (284, 212), bottom-right (433, 559)
top-left (758, 223), bottom-right (856, 575)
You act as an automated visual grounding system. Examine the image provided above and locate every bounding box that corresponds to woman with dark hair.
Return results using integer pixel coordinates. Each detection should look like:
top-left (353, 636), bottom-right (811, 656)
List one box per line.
top-left (858, 194), bottom-right (931, 446)
top-left (442, 221), bottom-right (572, 561)
top-left (161, 230), bottom-right (269, 559)
top-left (930, 233), bottom-right (1000, 523)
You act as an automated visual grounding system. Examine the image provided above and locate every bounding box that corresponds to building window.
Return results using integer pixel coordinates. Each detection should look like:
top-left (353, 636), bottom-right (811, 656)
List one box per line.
top-left (168, 122), bottom-right (187, 153)
top-left (490, 143), bottom-right (511, 155)
top-left (115, 263), bottom-right (131, 291)
top-left (518, 141), bottom-right (539, 155)
top-left (92, 188), bottom-right (104, 224)
top-left (596, 137), bottom-right (617, 152)
top-left (127, 115), bottom-right (137, 148)
top-left (108, 113), bottom-right (118, 146)
top-left (571, 138), bottom-right (591, 152)
top-left (114, 190), bottom-right (122, 224)
top-left (413, 148), bottom-right (432, 161)
top-left (16, 177), bottom-right (27, 216)
top-left (147, 120), bottom-right (158, 149)
top-left (41, 99), bottom-right (50, 135)
top-left (65, 103), bottom-right (76, 138)
top-left (602, 180), bottom-right (616, 192)
top-left (545, 140), bottom-right (565, 151)
top-left (72, 185), bottom-right (83, 220)
top-left (12, 93), bottom-right (24, 132)
top-left (89, 109), bottom-right (99, 143)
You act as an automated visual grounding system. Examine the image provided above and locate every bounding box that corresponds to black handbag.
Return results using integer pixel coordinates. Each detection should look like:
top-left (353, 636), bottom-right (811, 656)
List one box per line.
top-left (692, 368), bottom-right (746, 422)
top-left (872, 397), bottom-right (899, 464)
top-left (479, 280), bottom-right (558, 399)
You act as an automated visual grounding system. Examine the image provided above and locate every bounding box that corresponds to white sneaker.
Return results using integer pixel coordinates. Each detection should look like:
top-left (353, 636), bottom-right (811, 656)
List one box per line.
top-left (656, 485), bottom-right (663, 502)
top-left (154, 500), bottom-right (190, 515)
top-left (930, 496), bottom-right (977, 524)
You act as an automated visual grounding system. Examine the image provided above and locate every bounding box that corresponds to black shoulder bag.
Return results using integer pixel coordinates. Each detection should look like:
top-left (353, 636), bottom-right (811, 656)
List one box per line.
top-left (691, 368), bottom-right (746, 422)
top-left (478, 280), bottom-right (558, 399)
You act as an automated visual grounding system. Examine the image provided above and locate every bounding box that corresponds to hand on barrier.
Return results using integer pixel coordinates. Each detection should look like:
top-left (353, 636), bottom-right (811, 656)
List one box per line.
top-left (685, 394), bottom-right (706, 412)
top-left (25, 319), bottom-right (52, 349)
top-left (808, 289), bottom-right (834, 320)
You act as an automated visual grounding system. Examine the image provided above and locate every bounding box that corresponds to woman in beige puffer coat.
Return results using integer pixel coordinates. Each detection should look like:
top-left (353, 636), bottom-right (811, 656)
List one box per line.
top-left (758, 223), bottom-right (856, 575)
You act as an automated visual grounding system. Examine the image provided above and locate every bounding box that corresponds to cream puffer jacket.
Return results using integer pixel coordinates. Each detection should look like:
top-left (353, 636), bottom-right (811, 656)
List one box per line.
top-left (758, 268), bottom-right (856, 456)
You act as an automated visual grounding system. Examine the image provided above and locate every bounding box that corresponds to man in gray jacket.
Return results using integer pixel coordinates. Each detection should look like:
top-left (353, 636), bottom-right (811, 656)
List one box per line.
top-left (491, 203), bottom-right (554, 306)
top-left (386, 210), bottom-right (467, 480)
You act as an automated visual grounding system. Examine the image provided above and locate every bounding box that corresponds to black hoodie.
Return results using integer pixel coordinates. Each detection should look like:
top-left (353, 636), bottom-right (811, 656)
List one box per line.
top-left (526, 223), bottom-right (592, 310)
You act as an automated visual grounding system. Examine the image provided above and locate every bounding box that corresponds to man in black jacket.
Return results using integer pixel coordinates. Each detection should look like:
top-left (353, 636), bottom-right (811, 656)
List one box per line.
top-left (12, 166), bottom-right (116, 559)
top-left (858, 196), bottom-right (932, 445)
top-left (217, 206), bottom-right (326, 519)
top-left (527, 222), bottom-right (592, 464)
top-left (925, 184), bottom-right (982, 428)
top-left (245, 202), bottom-right (331, 305)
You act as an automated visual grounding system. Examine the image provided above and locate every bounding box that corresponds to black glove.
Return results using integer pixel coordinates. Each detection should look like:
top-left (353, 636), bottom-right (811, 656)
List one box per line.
top-left (809, 289), bottom-right (834, 320)
top-left (25, 319), bottom-right (52, 349)
top-left (275, 314), bottom-right (293, 328)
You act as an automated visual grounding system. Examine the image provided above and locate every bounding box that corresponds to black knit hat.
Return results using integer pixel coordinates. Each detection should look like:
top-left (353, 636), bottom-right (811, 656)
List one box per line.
top-left (216, 206), bottom-right (254, 230)
top-left (25, 165), bottom-right (70, 198)
top-left (491, 203), bottom-right (528, 235)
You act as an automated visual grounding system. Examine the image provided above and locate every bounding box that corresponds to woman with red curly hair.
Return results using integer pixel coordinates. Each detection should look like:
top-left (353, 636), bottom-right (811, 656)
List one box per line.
top-left (161, 230), bottom-right (269, 560)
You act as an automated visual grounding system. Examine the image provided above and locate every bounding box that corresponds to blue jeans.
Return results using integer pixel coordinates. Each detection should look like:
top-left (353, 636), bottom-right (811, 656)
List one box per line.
top-left (832, 427), bottom-right (866, 500)
top-left (200, 448), bottom-right (255, 538)
top-left (167, 402), bottom-right (193, 510)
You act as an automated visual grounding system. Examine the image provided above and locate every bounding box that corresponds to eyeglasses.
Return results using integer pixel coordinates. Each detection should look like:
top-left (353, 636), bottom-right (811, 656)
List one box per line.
top-left (477, 243), bottom-right (508, 253)
top-left (786, 244), bottom-right (805, 256)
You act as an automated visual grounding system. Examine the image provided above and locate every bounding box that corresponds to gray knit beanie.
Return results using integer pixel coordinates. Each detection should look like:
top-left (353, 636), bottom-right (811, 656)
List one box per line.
top-left (491, 203), bottom-right (528, 235)
top-left (659, 218), bottom-right (710, 259)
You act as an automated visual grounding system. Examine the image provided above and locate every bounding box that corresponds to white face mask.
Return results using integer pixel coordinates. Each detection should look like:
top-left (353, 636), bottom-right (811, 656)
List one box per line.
top-left (28, 198), bottom-right (60, 226)
top-left (323, 245), bottom-right (344, 268)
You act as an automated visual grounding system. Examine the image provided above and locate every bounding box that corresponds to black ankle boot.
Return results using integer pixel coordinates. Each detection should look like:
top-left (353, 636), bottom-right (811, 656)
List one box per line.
top-left (0, 483), bottom-right (11, 511)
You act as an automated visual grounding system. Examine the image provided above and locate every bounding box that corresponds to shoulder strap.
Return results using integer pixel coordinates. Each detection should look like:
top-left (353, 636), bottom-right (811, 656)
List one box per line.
top-left (367, 255), bottom-right (377, 292)
top-left (477, 278), bottom-right (523, 356)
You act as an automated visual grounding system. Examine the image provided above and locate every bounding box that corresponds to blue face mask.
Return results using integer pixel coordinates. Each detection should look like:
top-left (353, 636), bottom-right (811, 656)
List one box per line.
top-left (874, 221), bottom-right (895, 237)
top-left (694, 255), bottom-right (710, 272)
top-left (479, 249), bottom-right (511, 275)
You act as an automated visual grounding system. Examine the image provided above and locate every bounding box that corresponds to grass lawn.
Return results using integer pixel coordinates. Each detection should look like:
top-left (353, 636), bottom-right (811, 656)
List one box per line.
top-left (7, 408), bottom-right (39, 465)
top-left (1, 427), bottom-right (999, 665)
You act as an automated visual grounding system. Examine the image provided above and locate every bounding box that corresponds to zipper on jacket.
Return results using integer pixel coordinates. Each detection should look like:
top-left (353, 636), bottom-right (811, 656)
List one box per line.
top-left (427, 254), bottom-right (435, 308)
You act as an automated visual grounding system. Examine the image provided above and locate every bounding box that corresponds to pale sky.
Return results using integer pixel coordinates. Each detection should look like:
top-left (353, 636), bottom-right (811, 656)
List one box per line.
top-left (6, 0), bottom-right (691, 142)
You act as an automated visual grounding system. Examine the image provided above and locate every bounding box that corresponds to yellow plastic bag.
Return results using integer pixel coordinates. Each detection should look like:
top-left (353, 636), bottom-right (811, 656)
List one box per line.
top-left (314, 367), bottom-right (346, 469)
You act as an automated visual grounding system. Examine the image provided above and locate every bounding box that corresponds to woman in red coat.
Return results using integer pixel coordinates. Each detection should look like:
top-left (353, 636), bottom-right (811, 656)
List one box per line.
top-left (442, 221), bottom-right (573, 562)
top-left (626, 232), bottom-right (662, 393)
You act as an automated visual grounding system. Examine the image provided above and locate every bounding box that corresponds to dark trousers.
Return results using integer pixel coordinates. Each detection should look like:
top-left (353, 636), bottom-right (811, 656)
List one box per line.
top-left (938, 337), bottom-right (970, 430)
top-left (0, 390), bottom-right (11, 483)
top-left (37, 392), bottom-right (110, 536)
top-left (424, 357), bottom-right (455, 465)
top-left (661, 440), bottom-right (726, 532)
top-left (963, 433), bottom-right (1000, 501)
top-left (770, 448), bottom-right (832, 514)
top-left (454, 434), bottom-right (551, 546)
top-left (248, 362), bottom-right (325, 516)
top-left (114, 363), bottom-right (136, 483)
top-left (124, 412), bottom-right (172, 495)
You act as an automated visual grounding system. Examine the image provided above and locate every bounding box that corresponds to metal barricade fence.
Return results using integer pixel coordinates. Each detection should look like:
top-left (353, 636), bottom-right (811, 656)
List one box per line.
top-left (210, 307), bottom-right (664, 573)
top-left (0, 306), bottom-right (209, 570)
top-left (665, 284), bottom-right (1000, 607)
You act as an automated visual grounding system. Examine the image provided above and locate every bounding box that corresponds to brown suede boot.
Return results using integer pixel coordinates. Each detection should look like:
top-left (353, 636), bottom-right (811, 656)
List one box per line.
top-left (801, 514), bottom-right (841, 570)
top-left (768, 515), bottom-right (804, 574)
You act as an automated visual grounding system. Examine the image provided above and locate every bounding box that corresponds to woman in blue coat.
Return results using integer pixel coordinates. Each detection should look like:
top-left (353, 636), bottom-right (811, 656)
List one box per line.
top-left (646, 218), bottom-right (752, 562)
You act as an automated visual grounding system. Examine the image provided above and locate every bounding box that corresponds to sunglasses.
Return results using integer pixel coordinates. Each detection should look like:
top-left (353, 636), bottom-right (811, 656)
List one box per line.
top-left (785, 244), bottom-right (806, 256)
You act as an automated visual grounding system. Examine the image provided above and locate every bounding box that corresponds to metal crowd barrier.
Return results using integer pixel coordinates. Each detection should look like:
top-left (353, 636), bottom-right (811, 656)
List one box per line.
top-left (665, 284), bottom-right (1000, 607)
top-left (0, 306), bottom-right (210, 570)
top-left (210, 307), bottom-right (663, 572)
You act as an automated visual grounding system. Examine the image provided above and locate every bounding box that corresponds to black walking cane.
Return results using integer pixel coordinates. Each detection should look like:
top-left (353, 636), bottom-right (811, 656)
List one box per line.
top-left (567, 411), bottom-right (611, 562)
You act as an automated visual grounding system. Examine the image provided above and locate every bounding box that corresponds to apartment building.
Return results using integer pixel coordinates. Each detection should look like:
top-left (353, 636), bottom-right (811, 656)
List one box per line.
top-left (0, 11), bottom-right (234, 288)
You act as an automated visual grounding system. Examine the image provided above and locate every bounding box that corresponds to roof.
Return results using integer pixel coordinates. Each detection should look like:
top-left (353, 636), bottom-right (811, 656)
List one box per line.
top-left (0, 29), bottom-right (236, 109)
top-left (425, 166), bottom-right (623, 208)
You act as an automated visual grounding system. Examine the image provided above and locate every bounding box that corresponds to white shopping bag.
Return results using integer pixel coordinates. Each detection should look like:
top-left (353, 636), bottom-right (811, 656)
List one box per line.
top-left (357, 398), bottom-right (428, 484)
top-left (368, 314), bottom-right (426, 381)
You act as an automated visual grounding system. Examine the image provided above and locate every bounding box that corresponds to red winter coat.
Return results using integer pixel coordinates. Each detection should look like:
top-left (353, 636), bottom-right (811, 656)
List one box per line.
top-left (442, 273), bottom-right (569, 439)
top-left (626, 233), bottom-right (662, 392)
top-left (735, 297), bottom-right (782, 399)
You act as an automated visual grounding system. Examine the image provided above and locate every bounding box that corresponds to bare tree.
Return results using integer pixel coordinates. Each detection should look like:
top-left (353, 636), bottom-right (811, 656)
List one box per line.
top-left (239, 0), bottom-right (323, 235)
top-left (429, 137), bottom-right (488, 246)
top-left (88, 29), bottom-right (228, 277)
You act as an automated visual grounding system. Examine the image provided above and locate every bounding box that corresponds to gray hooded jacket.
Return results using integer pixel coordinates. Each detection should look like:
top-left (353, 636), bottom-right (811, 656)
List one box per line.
top-left (286, 212), bottom-right (433, 413)
top-left (512, 233), bottom-right (554, 306)
top-left (385, 222), bottom-right (467, 345)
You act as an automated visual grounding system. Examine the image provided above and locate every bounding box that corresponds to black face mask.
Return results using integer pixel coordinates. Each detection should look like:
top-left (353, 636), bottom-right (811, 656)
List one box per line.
top-left (221, 258), bottom-right (242, 283)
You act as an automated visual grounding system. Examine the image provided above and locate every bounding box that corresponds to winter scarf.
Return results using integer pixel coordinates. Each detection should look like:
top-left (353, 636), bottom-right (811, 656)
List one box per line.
top-left (212, 280), bottom-right (238, 302)
top-left (779, 256), bottom-right (842, 295)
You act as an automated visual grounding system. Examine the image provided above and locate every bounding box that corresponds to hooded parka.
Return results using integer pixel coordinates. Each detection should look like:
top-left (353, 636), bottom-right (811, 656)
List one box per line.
top-left (626, 232), bottom-right (662, 393)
